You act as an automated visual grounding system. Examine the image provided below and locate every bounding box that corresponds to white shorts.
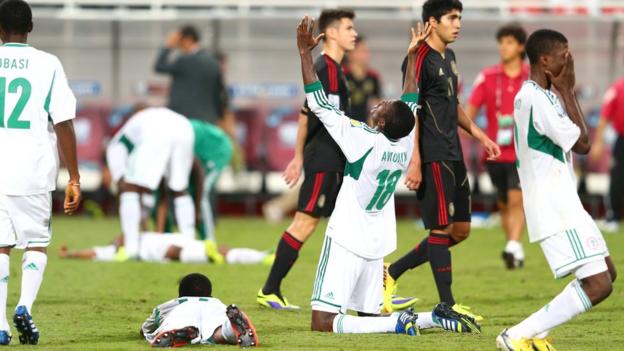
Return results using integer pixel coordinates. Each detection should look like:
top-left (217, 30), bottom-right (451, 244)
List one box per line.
top-left (0, 193), bottom-right (52, 248)
top-left (105, 141), bottom-right (129, 184)
top-left (121, 121), bottom-right (194, 191)
top-left (144, 298), bottom-right (228, 344)
top-left (138, 233), bottom-right (205, 263)
top-left (311, 236), bottom-right (383, 314)
top-left (540, 221), bottom-right (610, 280)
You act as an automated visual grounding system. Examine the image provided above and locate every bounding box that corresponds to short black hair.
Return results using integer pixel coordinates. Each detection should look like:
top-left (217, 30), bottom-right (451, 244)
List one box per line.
top-left (497, 23), bottom-right (527, 59)
top-left (422, 0), bottom-right (463, 24)
top-left (525, 29), bottom-right (568, 65)
top-left (178, 273), bottom-right (212, 297)
top-left (0, 0), bottom-right (32, 35)
top-left (318, 8), bottom-right (355, 35)
top-left (179, 25), bottom-right (200, 43)
top-left (382, 101), bottom-right (416, 140)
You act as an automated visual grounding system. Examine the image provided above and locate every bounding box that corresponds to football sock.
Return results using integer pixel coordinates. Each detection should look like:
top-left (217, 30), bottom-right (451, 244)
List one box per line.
top-left (93, 245), bottom-right (117, 261)
top-left (428, 233), bottom-right (455, 305)
top-left (505, 240), bottom-right (524, 260)
top-left (507, 279), bottom-right (591, 339)
top-left (140, 193), bottom-right (155, 220)
top-left (120, 192), bottom-right (141, 257)
top-left (535, 330), bottom-right (550, 338)
top-left (17, 251), bottom-right (48, 313)
top-left (179, 245), bottom-right (208, 263)
top-left (389, 236), bottom-right (458, 280)
top-left (332, 314), bottom-right (397, 333)
top-left (220, 320), bottom-right (237, 344)
top-left (0, 254), bottom-right (9, 331)
top-left (415, 312), bottom-right (438, 329)
top-left (226, 248), bottom-right (268, 264)
top-left (174, 195), bottom-right (196, 240)
top-left (262, 231), bottom-right (302, 297)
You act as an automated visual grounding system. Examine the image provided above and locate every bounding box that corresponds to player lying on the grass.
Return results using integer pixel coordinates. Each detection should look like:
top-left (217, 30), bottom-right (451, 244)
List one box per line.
top-left (0, 0), bottom-right (81, 345)
top-left (495, 29), bottom-right (617, 351)
top-left (141, 273), bottom-right (258, 347)
top-left (106, 107), bottom-right (197, 260)
top-left (297, 17), bottom-right (480, 335)
top-left (58, 232), bottom-right (274, 265)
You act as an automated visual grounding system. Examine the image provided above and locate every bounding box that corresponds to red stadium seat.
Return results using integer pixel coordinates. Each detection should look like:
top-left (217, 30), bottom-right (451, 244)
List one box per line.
top-left (235, 108), bottom-right (266, 170)
top-left (263, 108), bottom-right (299, 171)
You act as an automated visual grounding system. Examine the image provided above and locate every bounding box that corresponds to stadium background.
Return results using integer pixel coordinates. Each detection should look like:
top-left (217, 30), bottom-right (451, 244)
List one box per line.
top-left (24, 0), bottom-right (622, 219)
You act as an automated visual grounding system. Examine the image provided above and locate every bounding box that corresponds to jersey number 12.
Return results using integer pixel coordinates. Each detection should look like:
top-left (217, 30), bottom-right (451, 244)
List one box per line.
top-left (0, 77), bottom-right (31, 129)
top-left (366, 169), bottom-right (401, 211)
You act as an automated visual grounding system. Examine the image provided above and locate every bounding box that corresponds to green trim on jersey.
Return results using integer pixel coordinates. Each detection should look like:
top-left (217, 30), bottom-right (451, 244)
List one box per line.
top-left (119, 134), bottom-right (134, 153)
top-left (44, 71), bottom-right (56, 113)
top-left (1, 43), bottom-right (29, 47)
top-left (304, 81), bottom-right (323, 93)
top-left (344, 147), bottom-right (373, 180)
top-left (400, 92), bottom-right (419, 103)
top-left (528, 106), bottom-right (565, 163)
top-left (513, 119), bottom-right (520, 167)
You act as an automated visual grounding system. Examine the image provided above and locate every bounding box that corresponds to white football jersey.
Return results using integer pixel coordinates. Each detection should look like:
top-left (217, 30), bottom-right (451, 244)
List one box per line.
top-left (0, 43), bottom-right (76, 195)
top-left (305, 81), bottom-right (417, 259)
top-left (513, 80), bottom-right (593, 242)
top-left (111, 107), bottom-right (190, 146)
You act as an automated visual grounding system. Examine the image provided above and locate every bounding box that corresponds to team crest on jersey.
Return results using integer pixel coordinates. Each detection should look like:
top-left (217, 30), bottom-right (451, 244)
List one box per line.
top-left (451, 61), bottom-right (459, 75)
top-left (448, 202), bottom-right (455, 217)
top-left (515, 98), bottom-right (522, 110)
top-left (318, 195), bottom-right (326, 208)
top-left (586, 237), bottom-right (603, 251)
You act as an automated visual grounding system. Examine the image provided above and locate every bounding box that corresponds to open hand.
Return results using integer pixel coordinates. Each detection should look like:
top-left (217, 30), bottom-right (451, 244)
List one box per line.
top-left (483, 138), bottom-right (501, 161)
top-left (545, 51), bottom-right (575, 93)
top-left (404, 162), bottom-right (422, 191)
top-left (407, 22), bottom-right (432, 55)
top-left (283, 157), bottom-right (303, 188)
top-left (297, 16), bottom-right (325, 54)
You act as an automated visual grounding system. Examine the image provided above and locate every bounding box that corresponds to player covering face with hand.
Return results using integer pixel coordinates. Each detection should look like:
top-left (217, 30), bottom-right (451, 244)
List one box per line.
top-left (297, 16), bottom-right (480, 336)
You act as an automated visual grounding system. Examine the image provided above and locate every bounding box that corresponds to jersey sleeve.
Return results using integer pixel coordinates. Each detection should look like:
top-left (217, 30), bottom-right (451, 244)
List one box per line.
top-left (532, 93), bottom-right (580, 153)
top-left (305, 81), bottom-right (375, 162)
top-left (468, 71), bottom-right (486, 109)
top-left (47, 57), bottom-right (76, 125)
top-left (600, 85), bottom-right (618, 122)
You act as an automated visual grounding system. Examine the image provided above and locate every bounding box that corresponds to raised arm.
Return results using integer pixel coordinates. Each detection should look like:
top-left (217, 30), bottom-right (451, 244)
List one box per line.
top-left (402, 23), bottom-right (430, 191)
top-left (154, 31), bottom-right (182, 74)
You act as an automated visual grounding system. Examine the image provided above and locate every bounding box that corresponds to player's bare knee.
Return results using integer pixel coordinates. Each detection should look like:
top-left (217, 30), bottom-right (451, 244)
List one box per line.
top-left (289, 214), bottom-right (319, 241)
top-left (606, 257), bottom-right (617, 282)
top-left (0, 248), bottom-right (10, 255)
top-left (450, 222), bottom-right (470, 243)
top-left (582, 273), bottom-right (613, 305)
top-left (311, 310), bottom-right (335, 332)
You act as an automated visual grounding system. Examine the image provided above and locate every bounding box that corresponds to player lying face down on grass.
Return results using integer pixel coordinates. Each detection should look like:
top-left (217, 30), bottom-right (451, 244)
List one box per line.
top-left (140, 273), bottom-right (259, 347)
top-left (58, 232), bottom-right (274, 265)
top-left (297, 16), bottom-right (481, 335)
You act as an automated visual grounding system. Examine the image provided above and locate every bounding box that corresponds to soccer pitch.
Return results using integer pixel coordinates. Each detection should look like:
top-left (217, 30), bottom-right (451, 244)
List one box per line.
top-left (8, 216), bottom-right (622, 350)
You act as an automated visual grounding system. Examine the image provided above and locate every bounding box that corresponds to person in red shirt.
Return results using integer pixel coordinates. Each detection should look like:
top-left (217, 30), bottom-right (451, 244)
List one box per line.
top-left (590, 80), bottom-right (624, 232)
top-left (466, 23), bottom-right (529, 269)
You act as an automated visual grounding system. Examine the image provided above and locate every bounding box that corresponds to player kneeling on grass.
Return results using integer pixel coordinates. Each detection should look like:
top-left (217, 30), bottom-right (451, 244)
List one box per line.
top-left (495, 29), bottom-right (617, 351)
top-left (59, 232), bottom-right (274, 265)
top-left (141, 273), bottom-right (258, 347)
top-left (297, 17), bottom-right (480, 336)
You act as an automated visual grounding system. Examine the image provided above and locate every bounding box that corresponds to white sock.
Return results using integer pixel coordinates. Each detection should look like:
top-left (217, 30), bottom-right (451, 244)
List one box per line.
top-left (140, 193), bottom-right (155, 221)
top-left (505, 240), bottom-right (524, 260)
top-left (225, 248), bottom-right (267, 264)
top-left (507, 279), bottom-right (591, 339)
top-left (120, 192), bottom-right (141, 257)
top-left (17, 251), bottom-right (48, 313)
top-left (535, 330), bottom-right (549, 338)
top-left (415, 312), bottom-right (438, 329)
top-left (220, 319), bottom-right (237, 344)
top-left (0, 254), bottom-right (9, 331)
top-left (179, 245), bottom-right (208, 263)
top-left (174, 195), bottom-right (196, 240)
top-left (333, 314), bottom-right (397, 334)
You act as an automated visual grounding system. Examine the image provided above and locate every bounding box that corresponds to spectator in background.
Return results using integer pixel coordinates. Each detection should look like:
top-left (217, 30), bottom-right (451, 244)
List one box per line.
top-left (154, 25), bottom-right (226, 127)
top-left (344, 36), bottom-right (382, 120)
top-left (590, 80), bottom-right (624, 233)
top-left (465, 23), bottom-right (529, 269)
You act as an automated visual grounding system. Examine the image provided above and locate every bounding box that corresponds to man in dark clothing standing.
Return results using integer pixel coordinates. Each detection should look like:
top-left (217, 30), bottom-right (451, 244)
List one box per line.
top-left (155, 25), bottom-right (225, 125)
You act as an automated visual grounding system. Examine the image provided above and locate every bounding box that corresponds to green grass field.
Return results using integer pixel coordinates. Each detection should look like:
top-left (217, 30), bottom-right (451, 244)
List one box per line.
top-left (4, 216), bottom-right (622, 350)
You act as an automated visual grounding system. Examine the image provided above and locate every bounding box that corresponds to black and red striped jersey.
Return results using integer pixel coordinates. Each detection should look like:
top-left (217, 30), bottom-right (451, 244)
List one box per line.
top-left (401, 43), bottom-right (463, 163)
top-left (302, 54), bottom-right (356, 173)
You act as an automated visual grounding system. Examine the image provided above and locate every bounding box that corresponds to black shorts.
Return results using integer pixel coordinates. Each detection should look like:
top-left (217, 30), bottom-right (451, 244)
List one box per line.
top-left (297, 172), bottom-right (343, 218)
top-left (486, 162), bottom-right (521, 202)
top-left (417, 161), bottom-right (471, 230)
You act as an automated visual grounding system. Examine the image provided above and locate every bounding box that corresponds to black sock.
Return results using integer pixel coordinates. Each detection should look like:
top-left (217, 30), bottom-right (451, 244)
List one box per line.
top-left (262, 231), bottom-right (303, 298)
top-left (388, 236), bottom-right (458, 281)
top-left (428, 233), bottom-right (455, 305)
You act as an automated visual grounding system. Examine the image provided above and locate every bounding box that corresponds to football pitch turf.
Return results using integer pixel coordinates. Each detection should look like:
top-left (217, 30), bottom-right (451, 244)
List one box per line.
top-left (5, 216), bottom-right (622, 350)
